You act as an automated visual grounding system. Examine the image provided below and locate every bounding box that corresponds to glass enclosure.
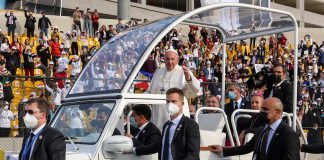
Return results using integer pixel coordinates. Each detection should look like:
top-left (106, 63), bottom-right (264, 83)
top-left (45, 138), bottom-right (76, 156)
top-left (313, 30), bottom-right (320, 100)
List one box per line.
top-left (52, 102), bottom-right (115, 144)
top-left (68, 16), bottom-right (180, 97)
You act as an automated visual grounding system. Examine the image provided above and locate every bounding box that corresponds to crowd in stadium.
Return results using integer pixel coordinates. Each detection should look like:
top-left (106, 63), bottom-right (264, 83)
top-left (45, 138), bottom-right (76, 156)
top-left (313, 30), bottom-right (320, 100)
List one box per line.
top-left (0, 8), bottom-right (323, 144)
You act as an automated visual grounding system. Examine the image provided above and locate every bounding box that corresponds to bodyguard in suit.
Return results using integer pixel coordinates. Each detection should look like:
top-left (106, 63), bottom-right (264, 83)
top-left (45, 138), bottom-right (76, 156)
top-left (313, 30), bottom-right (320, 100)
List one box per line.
top-left (19, 98), bottom-right (65, 160)
top-left (126, 104), bottom-right (161, 156)
top-left (210, 97), bottom-right (300, 160)
top-left (159, 88), bottom-right (200, 160)
top-left (264, 64), bottom-right (293, 113)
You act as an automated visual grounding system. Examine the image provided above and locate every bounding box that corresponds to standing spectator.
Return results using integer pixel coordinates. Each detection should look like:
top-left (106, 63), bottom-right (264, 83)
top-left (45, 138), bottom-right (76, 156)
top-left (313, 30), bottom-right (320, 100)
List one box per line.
top-left (62, 31), bottom-right (71, 53)
top-left (3, 48), bottom-right (19, 78)
top-left (0, 101), bottom-right (14, 137)
top-left (70, 55), bottom-right (81, 79)
top-left (50, 37), bottom-right (61, 67)
top-left (50, 26), bottom-right (62, 41)
top-left (23, 48), bottom-right (35, 80)
top-left (83, 8), bottom-right (93, 37)
top-left (57, 51), bottom-right (69, 72)
top-left (0, 29), bottom-right (5, 46)
top-left (115, 19), bottom-right (125, 33)
top-left (98, 25), bottom-right (108, 46)
top-left (73, 7), bottom-right (82, 32)
top-left (45, 82), bottom-right (62, 107)
top-left (54, 68), bottom-right (67, 89)
top-left (24, 9), bottom-right (36, 38)
top-left (4, 10), bottom-right (17, 41)
top-left (71, 30), bottom-right (79, 55)
top-left (0, 37), bottom-right (10, 54)
top-left (38, 12), bottom-right (52, 36)
top-left (92, 9), bottom-right (100, 36)
top-left (36, 40), bottom-right (51, 70)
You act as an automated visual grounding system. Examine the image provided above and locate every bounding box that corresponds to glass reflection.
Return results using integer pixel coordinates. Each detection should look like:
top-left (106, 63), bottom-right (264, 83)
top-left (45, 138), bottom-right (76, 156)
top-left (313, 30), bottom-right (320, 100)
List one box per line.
top-left (68, 16), bottom-right (180, 96)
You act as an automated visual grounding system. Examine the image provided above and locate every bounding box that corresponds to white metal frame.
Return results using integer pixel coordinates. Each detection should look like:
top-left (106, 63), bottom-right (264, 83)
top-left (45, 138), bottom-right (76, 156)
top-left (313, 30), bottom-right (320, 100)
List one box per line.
top-left (121, 3), bottom-right (299, 131)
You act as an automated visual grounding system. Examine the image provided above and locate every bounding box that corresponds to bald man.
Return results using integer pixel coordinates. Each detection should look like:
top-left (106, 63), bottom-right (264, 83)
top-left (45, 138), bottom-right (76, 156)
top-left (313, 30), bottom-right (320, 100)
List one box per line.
top-left (147, 49), bottom-right (200, 129)
top-left (210, 97), bottom-right (300, 160)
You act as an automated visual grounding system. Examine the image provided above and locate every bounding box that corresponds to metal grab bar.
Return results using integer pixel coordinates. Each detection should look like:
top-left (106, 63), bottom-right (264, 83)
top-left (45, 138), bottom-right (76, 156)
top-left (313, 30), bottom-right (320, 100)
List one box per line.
top-left (195, 107), bottom-right (235, 147)
top-left (230, 109), bottom-right (260, 146)
top-left (126, 111), bottom-right (133, 135)
top-left (282, 112), bottom-right (292, 127)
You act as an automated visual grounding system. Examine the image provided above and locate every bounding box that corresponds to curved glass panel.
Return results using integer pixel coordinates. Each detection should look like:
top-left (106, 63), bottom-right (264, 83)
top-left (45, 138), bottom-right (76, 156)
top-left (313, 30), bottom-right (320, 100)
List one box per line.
top-left (52, 102), bottom-right (115, 144)
top-left (187, 6), bottom-right (294, 36)
top-left (68, 16), bottom-right (181, 97)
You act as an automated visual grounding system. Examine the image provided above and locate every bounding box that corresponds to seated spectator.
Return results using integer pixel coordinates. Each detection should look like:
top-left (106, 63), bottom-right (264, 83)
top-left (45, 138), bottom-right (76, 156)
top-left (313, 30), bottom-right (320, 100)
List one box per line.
top-left (204, 95), bottom-right (220, 113)
top-left (126, 104), bottom-right (161, 156)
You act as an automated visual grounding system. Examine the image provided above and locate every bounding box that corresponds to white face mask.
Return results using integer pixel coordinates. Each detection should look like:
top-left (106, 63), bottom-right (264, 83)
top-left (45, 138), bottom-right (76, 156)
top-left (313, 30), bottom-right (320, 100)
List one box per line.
top-left (23, 113), bottom-right (38, 129)
top-left (4, 105), bottom-right (9, 110)
top-left (167, 102), bottom-right (180, 116)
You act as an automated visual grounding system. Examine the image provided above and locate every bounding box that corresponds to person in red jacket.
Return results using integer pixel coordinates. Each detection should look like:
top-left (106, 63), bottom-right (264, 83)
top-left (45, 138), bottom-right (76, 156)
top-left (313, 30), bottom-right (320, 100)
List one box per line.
top-left (50, 37), bottom-right (61, 67)
top-left (53, 68), bottom-right (67, 89)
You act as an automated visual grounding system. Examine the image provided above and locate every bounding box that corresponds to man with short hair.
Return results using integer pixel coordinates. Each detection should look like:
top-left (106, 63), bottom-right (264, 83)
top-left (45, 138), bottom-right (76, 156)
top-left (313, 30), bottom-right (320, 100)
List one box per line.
top-left (264, 64), bottom-right (293, 113)
top-left (159, 88), bottom-right (200, 160)
top-left (24, 9), bottom-right (36, 38)
top-left (147, 49), bottom-right (200, 129)
top-left (4, 10), bottom-right (17, 41)
top-left (18, 98), bottom-right (65, 160)
top-left (126, 104), bottom-right (161, 156)
top-left (73, 7), bottom-right (82, 32)
top-left (210, 97), bottom-right (300, 160)
top-left (205, 95), bottom-right (220, 113)
top-left (38, 12), bottom-right (52, 36)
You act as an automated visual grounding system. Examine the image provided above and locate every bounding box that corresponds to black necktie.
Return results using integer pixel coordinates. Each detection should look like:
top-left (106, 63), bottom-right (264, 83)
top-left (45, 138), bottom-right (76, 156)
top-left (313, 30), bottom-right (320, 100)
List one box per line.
top-left (234, 101), bottom-right (239, 110)
top-left (24, 133), bottom-right (35, 160)
top-left (163, 121), bottom-right (173, 160)
top-left (260, 127), bottom-right (271, 160)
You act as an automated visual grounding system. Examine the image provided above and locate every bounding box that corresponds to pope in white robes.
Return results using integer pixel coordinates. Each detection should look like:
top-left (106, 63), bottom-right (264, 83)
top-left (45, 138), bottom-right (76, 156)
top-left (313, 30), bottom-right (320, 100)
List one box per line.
top-left (146, 49), bottom-right (200, 129)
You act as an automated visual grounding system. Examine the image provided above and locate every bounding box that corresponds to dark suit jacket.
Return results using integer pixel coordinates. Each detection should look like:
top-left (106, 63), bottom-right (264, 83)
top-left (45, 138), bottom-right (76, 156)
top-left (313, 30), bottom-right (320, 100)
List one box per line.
top-left (223, 120), bottom-right (300, 160)
top-left (224, 99), bottom-right (251, 134)
top-left (264, 80), bottom-right (293, 113)
top-left (158, 115), bottom-right (200, 160)
top-left (19, 125), bottom-right (66, 160)
top-left (4, 14), bottom-right (17, 28)
top-left (301, 144), bottom-right (324, 153)
top-left (132, 122), bottom-right (161, 156)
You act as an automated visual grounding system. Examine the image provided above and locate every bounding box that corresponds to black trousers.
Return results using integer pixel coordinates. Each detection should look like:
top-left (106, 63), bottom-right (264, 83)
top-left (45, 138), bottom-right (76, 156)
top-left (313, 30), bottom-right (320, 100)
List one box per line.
top-left (7, 24), bottom-right (15, 40)
top-left (0, 127), bottom-right (11, 137)
top-left (71, 42), bottom-right (78, 55)
top-left (74, 21), bottom-right (82, 32)
top-left (27, 27), bottom-right (35, 38)
top-left (93, 22), bottom-right (99, 35)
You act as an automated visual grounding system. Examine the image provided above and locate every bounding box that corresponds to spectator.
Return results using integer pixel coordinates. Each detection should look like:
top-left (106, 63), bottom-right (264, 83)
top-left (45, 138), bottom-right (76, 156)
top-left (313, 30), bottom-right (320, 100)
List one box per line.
top-left (53, 68), bottom-right (67, 89)
top-left (98, 25), bottom-right (108, 46)
top-left (115, 19), bottom-right (125, 33)
top-left (45, 82), bottom-right (62, 107)
top-left (4, 10), bottom-right (17, 41)
top-left (73, 7), bottom-right (82, 32)
top-left (70, 55), bottom-right (81, 79)
top-left (24, 9), bottom-right (36, 38)
top-left (0, 29), bottom-right (5, 46)
top-left (3, 47), bottom-right (19, 78)
top-left (70, 30), bottom-right (79, 55)
top-left (62, 31), bottom-right (71, 53)
top-left (50, 26), bottom-right (62, 41)
top-left (92, 9), bottom-right (100, 36)
top-left (0, 37), bottom-right (10, 54)
top-left (0, 101), bottom-right (14, 137)
top-left (50, 37), bottom-right (61, 67)
top-left (83, 8), bottom-right (93, 37)
top-left (23, 48), bottom-right (35, 80)
top-left (57, 51), bottom-right (69, 72)
top-left (204, 95), bottom-right (220, 113)
top-left (38, 12), bottom-right (52, 36)
top-left (36, 40), bottom-right (51, 70)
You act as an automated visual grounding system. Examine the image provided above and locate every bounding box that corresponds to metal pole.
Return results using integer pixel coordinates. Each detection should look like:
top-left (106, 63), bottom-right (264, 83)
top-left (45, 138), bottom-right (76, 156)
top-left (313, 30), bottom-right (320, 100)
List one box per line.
top-left (293, 24), bottom-right (298, 131)
top-left (117, 0), bottom-right (130, 21)
top-left (222, 43), bottom-right (226, 109)
top-left (60, 0), bottom-right (62, 16)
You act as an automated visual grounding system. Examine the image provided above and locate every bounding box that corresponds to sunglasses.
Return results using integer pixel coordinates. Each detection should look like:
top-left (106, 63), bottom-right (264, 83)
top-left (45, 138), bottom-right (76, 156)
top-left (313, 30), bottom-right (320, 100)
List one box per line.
top-left (24, 110), bottom-right (40, 115)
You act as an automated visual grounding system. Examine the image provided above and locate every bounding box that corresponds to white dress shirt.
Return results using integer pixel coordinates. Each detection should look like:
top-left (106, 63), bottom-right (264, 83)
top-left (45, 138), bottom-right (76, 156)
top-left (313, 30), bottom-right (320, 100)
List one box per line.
top-left (161, 113), bottom-right (183, 160)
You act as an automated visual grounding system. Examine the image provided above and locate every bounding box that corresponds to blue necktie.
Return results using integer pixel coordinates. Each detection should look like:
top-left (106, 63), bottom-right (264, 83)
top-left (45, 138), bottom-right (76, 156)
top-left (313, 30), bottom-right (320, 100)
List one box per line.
top-left (162, 121), bottom-right (173, 160)
top-left (24, 133), bottom-right (35, 160)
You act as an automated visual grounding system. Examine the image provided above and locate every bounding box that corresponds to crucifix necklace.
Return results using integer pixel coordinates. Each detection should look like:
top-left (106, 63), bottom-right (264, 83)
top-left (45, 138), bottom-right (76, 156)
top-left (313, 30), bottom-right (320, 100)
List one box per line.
top-left (159, 68), bottom-right (175, 94)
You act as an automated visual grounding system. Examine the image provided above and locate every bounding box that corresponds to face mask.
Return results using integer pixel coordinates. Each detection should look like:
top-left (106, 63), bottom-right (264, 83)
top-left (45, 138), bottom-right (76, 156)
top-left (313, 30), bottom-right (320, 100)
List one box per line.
top-left (228, 91), bottom-right (236, 100)
top-left (129, 117), bottom-right (137, 127)
top-left (258, 111), bottom-right (270, 124)
top-left (167, 102), bottom-right (180, 116)
top-left (4, 105), bottom-right (9, 110)
top-left (23, 113), bottom-right (38, 129)
top-left (274, 74), bottom-right (282, 83)
top-left (27, 52), bottom-right (31, 55)
top-left (65, 84), bottom-right (71, 88)
top-left (0, 60), bottom-right (5, 65)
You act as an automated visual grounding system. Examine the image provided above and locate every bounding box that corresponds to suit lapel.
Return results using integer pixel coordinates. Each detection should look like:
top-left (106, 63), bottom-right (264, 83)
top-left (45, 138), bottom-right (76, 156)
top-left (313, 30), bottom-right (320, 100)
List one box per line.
top-left (137, 122), bottom-right (151, 140)
top-left (30, 126), bottom-right (47, 159)
top-left (172, 115), bottom-right (185, 142)
top-left (266, 121), bottom-right (284, 158)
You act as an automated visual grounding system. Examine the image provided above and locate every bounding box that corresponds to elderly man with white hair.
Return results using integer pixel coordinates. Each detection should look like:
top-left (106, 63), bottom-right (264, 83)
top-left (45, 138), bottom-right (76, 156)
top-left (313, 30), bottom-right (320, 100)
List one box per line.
top-left (147, 49), bottom-right (200, 129)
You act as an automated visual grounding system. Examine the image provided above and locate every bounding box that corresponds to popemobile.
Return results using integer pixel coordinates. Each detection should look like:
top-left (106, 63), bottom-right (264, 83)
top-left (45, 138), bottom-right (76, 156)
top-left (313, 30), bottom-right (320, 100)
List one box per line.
top-left (7, 2), bottom-right (307, 160)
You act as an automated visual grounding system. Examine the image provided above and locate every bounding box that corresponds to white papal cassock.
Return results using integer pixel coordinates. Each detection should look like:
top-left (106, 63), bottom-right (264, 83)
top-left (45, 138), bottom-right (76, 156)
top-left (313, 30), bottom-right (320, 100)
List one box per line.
top-left (147, 65), bottom-right (200, 129)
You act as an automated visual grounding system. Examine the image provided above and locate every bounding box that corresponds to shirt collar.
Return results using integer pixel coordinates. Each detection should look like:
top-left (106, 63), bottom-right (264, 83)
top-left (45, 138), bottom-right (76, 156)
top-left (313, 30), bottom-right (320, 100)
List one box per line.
top-left (32, 123), bottom-right (46, 135)
top-left (138, 122), bottom-right (149, 131)
top-left (274, 79), bottom-right (285, 87)
top-left (171, 113), bottom-right (183, 126)
top-left (268, 118), bottom-right (282, 131)
top-left (235, 98), bottom-right (242, 106)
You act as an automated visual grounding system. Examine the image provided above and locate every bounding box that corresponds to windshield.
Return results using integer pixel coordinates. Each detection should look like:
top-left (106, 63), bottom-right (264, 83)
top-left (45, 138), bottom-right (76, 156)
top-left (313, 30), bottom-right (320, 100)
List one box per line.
top-left (52, 102), bottom-right (115, 144)
top-left (67, 16), bottom-right (180, 97)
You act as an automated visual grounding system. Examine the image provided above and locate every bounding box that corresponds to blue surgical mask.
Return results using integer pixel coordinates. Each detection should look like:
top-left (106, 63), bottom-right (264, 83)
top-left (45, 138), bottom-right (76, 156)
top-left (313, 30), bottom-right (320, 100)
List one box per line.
top-left (129, 117), bottom-right (137, 127)
top-left (228, 91), bottom-right (236, 100)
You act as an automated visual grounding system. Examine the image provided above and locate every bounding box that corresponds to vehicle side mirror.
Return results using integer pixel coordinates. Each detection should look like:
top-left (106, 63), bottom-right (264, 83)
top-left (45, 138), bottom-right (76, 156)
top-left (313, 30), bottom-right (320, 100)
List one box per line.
top-left (102, 135), bottom-right (133, 155)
